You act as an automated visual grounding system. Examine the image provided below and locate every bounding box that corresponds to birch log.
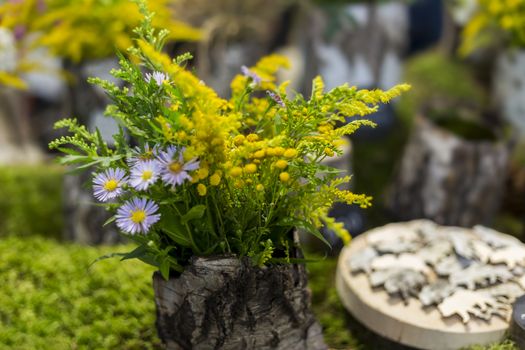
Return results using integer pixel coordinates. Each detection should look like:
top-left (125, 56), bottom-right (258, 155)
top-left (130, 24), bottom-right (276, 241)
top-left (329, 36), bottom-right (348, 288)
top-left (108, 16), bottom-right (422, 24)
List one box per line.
top-left (387, 117), bottom-right (510, 227)
top-left (153, 256), bottom-right (326, 350)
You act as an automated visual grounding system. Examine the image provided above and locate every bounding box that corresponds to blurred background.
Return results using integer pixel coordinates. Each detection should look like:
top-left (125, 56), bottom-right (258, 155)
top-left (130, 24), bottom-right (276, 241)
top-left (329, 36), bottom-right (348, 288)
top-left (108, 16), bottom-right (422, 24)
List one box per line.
top-left (1, 0), bottom-right (525, 348)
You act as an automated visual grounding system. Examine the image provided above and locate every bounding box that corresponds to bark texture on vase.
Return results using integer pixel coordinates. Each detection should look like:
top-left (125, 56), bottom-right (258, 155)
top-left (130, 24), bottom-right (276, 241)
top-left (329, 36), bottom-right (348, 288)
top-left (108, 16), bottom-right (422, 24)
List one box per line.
top-left (153, 256), bottom-right (327, 350)
top-left (387, 117), bottom-right (510, 227)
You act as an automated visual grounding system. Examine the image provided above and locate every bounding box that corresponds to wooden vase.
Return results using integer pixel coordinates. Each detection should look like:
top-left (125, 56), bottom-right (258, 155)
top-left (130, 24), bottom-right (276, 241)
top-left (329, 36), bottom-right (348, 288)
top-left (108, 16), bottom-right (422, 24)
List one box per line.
top-left (152, 256), bottom-right (326, 350)
top-left (387, 116), bottom-right (510, 227)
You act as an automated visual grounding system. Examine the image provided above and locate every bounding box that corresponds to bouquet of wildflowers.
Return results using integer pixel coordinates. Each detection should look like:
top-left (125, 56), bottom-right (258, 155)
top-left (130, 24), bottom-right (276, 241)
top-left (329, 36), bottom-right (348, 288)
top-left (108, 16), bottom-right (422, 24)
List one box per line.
top-left (50, 3), bottom-right (409, 278)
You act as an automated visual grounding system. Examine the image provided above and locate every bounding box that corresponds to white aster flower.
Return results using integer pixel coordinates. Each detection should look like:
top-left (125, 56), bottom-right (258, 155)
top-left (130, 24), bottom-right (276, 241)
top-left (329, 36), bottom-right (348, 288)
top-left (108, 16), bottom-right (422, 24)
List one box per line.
top-left (116, 197), bottom-right (160, 235)
top-left (92, 168), bottom-right (128, 202)
top-left (129, 159), bottom-right (160, 191)
top-left (157, 145), bottom-right (200, 187)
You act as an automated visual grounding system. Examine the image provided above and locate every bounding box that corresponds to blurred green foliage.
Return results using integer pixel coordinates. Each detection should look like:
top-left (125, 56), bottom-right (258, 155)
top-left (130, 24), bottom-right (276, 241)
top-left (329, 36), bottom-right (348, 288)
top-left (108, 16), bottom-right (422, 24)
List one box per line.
top-left (0, 236), bottom-right (159, 349)
top-left (0, 166), bottom-right (64, 239)
top-left (397, 50), bottom-right (487, 133)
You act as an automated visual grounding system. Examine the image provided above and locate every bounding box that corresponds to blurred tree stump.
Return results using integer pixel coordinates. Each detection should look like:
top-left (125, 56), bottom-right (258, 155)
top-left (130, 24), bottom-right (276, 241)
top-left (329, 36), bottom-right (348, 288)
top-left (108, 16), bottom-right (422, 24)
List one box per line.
top-left (63, 170), bottom-right (121, 244)
top-left (387, 117), bottom-right (510, 227)
top-left (61, 60), bottom-right (123, 244)
top-left (172, 0), bottom-right (296, 97)
top-left (153, 256), bottom-right (326, 350)
top-left (0, 88), bottom-right (44, 164)
top-left (304, 1), bottom-right (408, 92)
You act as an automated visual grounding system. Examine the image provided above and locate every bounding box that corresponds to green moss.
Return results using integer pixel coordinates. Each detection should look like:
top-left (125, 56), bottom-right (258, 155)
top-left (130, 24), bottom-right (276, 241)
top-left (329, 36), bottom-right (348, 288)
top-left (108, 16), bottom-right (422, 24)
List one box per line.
top-left (0, 165), bottom-right (64, 239)
top-left (396, 50), bottom-right (491, 139)
top-left (0, 236), bottom-right (159, 350)
top-left (307, 258), bottom-right (362, 349)
top-left (466, 339), bottom-right (518, 350)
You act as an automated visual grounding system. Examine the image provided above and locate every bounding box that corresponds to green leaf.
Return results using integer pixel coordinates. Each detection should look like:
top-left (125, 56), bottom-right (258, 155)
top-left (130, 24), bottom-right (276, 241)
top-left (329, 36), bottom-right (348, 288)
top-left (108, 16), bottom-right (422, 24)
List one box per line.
top-left (103, 216), bottom-right (116, 227)
top-left (159, 206), bottom-right (192, 247)
top-left (163, 228), bottom-right (192, 247)
top-left (120, 244), bottom-right (148, 261)
top-left (57, 147), bottom-right (82, 156)
top-left (160, 259), bottom-right (170, 280)
top-left (95, 128), bottom-right (109, 156)
top-left (88, 252), bottom-right (126, 269)
top-left (181, 205), bottom-right (206, 224)
top-left (277, 217), bottom-right (331, 248)
top-left (58, 155), bottom-right (92, 164)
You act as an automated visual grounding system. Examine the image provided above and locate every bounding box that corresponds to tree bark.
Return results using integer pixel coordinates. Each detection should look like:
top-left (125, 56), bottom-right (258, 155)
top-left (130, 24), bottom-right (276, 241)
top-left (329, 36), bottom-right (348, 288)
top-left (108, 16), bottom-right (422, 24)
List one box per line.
top-left (386, 117), bottom-right (510, 227)
top-left (153, 256), bottom-right (327, 350)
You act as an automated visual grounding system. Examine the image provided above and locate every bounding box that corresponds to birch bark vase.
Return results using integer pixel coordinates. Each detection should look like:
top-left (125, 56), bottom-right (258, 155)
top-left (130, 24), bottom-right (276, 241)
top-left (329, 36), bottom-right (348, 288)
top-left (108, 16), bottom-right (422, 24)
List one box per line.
top-left (493, 50), bottom-right (525, 136)
top-left (387, 116), bottom-right (510, 227)
top-left (153, 255), bottom-right (326, 350)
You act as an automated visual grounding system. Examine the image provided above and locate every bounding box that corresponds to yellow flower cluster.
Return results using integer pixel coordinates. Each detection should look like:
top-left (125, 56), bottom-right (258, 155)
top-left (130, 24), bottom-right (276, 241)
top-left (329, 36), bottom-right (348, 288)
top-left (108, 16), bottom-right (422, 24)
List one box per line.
top-left (461, 0), bottom-right (525, 55)
top-left (0, 0), bottom-right (201, 62)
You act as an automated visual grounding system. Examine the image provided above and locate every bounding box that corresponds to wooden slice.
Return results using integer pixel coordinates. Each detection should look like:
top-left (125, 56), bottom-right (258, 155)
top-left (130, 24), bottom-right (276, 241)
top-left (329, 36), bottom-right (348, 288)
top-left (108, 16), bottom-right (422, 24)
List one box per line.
top-left (336, 232), bottom-right (509, 350)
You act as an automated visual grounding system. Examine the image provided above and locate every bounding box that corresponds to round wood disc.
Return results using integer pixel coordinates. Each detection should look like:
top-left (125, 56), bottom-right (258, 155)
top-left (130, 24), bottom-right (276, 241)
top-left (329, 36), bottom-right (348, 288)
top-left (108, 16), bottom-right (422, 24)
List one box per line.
top-left (336, 228), bottom-right (509, 350)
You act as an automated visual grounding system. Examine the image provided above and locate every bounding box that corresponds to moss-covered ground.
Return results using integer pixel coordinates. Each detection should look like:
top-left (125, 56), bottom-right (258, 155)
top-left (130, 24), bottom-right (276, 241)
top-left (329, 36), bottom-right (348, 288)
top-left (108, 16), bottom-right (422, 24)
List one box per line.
top-left (0, 234), bottom-right (517, 349)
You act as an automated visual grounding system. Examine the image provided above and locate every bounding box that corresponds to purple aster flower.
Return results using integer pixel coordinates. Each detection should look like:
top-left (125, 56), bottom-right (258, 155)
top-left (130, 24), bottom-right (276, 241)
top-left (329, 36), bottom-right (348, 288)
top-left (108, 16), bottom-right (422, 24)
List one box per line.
top-left (266, 90), bottom-right (285, 107)
top-left (157, 145), bottom-right (200, 187)
top-left (127, 144), bottom-right (160, 167)
top-left (116, 197), bottom-right (160, 235)
top-left (92, 168), bottom-right (128, 202)
top-left (241, 65), bottom-right (262, 85)
top-left (129, 160), bottom-right (160, 191)
top-left (145, 71), bottom-right (168, 86)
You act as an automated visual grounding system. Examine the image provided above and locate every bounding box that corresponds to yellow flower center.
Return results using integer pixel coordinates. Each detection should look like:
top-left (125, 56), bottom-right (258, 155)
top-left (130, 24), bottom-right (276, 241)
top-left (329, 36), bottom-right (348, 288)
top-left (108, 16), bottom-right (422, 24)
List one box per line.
top-left (169, 162), bottom-right (182, 173)
top-left (142, 170), bottom-right (153, 181)
top-left (140, 151), bottom-right (153, 161)
top-left (103, 179), bottom-right (119, 192)
top-left (130, 209), bottom-right (146, 224)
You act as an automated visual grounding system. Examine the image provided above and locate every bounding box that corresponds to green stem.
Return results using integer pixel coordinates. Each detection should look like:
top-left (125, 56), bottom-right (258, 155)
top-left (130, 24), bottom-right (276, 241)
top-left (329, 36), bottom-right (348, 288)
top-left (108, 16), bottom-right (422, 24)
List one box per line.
top-left (172, 204), bottom-right (202, 255)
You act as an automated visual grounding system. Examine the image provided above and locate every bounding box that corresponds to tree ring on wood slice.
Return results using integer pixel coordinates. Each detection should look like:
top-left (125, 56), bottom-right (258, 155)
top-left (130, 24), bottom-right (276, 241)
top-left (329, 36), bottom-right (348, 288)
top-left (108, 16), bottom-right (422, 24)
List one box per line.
top-left (336, 220), bottom-right (525, 350)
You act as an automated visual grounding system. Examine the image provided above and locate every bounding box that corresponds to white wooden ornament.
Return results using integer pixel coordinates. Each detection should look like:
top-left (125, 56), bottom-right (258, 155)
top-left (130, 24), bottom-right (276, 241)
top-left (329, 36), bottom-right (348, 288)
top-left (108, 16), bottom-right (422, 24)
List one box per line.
top-left (336, 220), bottom-right (525, 349)
top-left (490, 245), bottom-right (525, 268)
top-left (437, 290), bottom-right (496, 324)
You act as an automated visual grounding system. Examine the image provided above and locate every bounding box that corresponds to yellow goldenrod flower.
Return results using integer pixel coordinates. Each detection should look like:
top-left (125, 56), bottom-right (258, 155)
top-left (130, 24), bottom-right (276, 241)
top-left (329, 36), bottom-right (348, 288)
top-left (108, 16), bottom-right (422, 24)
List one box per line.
top-left (275, 160), bottom-right (288, 169)
top-left (324, 148), bottom-right (334, 157)
top-left (197, 167), bottom-right (209, 179)
top-left (283, 148), bottom-right (298, 158)
top-left (266, 147), bottom-right (276, 156)
top-left (246, 134), bottom-right (259, 142)
top-left (273, 147), bottom-right (285, 156)
top-left (230, 167), bottom-right (243, 177)
top-left (210, 173), bottom-right (221, 186)
top-left (245, 163), bottom-right (257, 174)
top-left (233, 135), bottom-right (245, 146)
top-left (234, 180), bottom-right (244, 188)
top-left (197, 183), bottom-right (207, 196)
top-left (279, 172), bottom-right (290, 182)
top-left (252, 150), bottom-right (265, 159)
